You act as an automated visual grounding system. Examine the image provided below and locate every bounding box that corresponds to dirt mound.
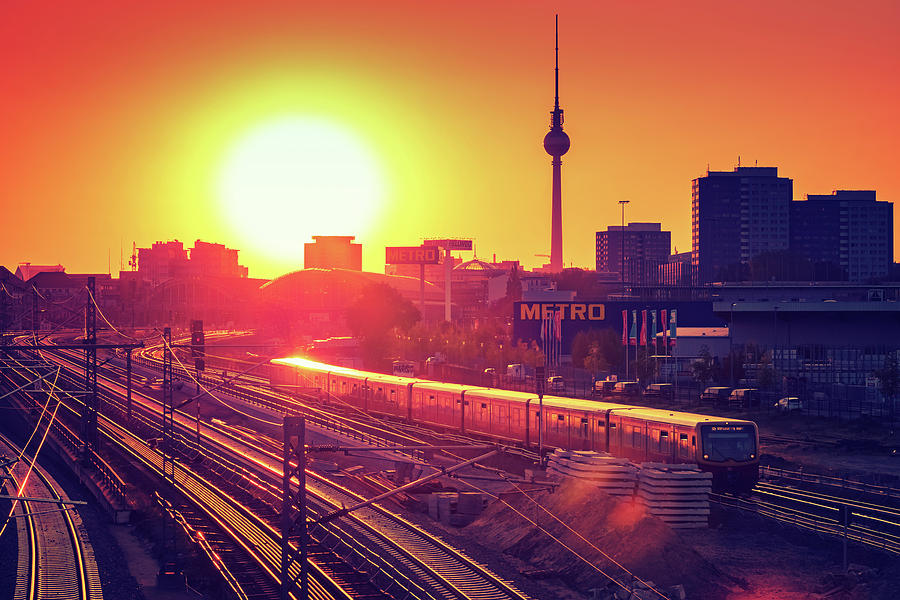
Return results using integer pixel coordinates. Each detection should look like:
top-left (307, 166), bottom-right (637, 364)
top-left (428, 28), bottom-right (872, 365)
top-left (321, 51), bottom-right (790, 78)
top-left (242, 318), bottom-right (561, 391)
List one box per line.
top-left (465, 479), bottom-right (735, 599)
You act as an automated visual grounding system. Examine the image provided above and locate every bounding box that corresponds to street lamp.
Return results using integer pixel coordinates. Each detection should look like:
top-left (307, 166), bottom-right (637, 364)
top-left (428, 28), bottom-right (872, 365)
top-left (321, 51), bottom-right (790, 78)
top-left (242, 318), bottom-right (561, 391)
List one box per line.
top-left (618, 200), bottom-right (630, 292)
top-left (730, 302), bottom-right (736, 387)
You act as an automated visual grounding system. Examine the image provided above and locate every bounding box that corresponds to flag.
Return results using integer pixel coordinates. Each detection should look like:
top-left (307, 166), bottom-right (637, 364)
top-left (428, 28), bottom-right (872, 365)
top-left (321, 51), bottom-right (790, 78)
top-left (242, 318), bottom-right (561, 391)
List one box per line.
top-left (660, 309), bottom-right (668, 354)
top-left (669, 309), bottom-right (677, 345)
top-left (650, 310), bottom-right (658, 350)
top-left (621, 310), bottom-right (627, 346)
top-left (640, 309), bottom-right (647, 346)
top-left (629, 310), bottom-right (637, 346)
top-left (554, 308), bottom-right (562, 340)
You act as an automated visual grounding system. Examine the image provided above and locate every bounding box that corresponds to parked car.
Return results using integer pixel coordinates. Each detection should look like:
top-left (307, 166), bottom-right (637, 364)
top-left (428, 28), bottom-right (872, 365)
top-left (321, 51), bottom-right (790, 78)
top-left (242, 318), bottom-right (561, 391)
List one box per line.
top-left (506, 363), bottom-right (525, 381)
top-left (612, 381), bottom-right (641, 397)
top-left (729, 388), bottom-right (760, 408)
top-left (645, 383), bottom-right (674, 399)
top-left (547, 375), bottom-right (565, 393)
top-left (775, 397), bottom-right (803, 412)
top-left (592, 377), bottom-right (618, 396)
top-left (701, 386), bottom-right (732, 405)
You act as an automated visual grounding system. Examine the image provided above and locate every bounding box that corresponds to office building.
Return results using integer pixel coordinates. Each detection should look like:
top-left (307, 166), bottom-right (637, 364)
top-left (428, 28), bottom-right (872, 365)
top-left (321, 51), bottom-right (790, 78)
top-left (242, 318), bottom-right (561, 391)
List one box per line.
top-left (692, 166), bottom-right (793, 283)
top-left (596, 223), bottom-right (670, 285)
top-left (790, 190), bottom-right (892, 282)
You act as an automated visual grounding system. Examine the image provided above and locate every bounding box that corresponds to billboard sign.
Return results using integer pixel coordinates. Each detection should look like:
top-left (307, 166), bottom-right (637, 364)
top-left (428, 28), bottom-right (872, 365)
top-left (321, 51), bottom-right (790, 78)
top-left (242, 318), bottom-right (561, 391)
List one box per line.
top-left (385, 245), bottom-right (441, 265)
top-left (423, 239), bottom-right (473, 251)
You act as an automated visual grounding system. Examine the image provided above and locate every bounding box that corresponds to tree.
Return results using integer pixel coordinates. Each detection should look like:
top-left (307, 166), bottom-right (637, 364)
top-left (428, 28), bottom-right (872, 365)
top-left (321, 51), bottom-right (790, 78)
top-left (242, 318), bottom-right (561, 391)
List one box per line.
top-left (346, 283), bottom-right (420, 368)
top-left (583, 343), bottom-right (609, 377)
top-left (570, 328), bottom-right (622, 374)
top-left (874, 352), bottom-right (900, 424)
top-left (756, 351), bottom-right (779, 391)
top-left (633, 348), bottom-right (657, 386)
top-left (505, 266), bottom-right (522, 303)
top-left (691, 345), bottom-right (716, 390)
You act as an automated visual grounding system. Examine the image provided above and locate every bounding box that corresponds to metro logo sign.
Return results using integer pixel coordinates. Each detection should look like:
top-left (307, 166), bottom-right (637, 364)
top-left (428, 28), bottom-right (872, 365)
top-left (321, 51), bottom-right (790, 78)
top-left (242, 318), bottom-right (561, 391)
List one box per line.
top-left (519, 302), bottom-right (606, 321)
top-left (385, 245), bottom-right (441, 265)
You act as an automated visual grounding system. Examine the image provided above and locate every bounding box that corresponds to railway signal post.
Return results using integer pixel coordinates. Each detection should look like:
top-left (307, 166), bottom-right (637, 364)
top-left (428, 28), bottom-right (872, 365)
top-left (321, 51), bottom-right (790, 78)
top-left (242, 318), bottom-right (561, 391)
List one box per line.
top-left (80, 276), bottom-right (99, 462)
top-left (536, 365), bottom-right (545, 463)
top-left (282, 416), bottom-right (309, 600)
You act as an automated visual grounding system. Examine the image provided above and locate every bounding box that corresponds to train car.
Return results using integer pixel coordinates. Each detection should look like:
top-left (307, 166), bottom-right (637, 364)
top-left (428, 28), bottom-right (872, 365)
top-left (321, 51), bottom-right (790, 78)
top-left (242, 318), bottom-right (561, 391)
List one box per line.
top-left (606, 407), bottom-right (758, 490)
top-left (270, 357), bottom-right (758, 491)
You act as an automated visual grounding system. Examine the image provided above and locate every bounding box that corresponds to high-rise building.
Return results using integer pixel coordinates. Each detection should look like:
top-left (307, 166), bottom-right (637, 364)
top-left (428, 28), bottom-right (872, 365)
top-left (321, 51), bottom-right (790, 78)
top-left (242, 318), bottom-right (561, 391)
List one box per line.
top-left (692, 166), bottom-right (793, 283)
top-left (190, 241), bottom-right (249, 278)
top-left (596, 223), bottom-right (671, 285)
top-left (138, 241), bottom-right (189, 285)
top-left (137, 240), bottom-right (249, 285)
top-left (791, 190), bottom-right (892, 282)
top-left (304, 236), bottom-right (362, 271)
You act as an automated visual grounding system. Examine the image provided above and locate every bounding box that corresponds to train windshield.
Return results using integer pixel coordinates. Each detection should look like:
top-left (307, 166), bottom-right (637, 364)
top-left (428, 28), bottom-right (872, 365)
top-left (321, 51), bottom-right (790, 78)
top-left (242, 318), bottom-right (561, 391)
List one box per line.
top-left (700, 424), bottom-right (756, 462)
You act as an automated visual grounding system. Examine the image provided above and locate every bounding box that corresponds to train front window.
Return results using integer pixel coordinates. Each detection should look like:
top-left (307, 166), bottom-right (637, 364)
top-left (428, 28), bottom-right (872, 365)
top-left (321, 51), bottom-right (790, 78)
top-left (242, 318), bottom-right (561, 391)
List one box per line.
top-left (700, 425), bottom-right (756, 462)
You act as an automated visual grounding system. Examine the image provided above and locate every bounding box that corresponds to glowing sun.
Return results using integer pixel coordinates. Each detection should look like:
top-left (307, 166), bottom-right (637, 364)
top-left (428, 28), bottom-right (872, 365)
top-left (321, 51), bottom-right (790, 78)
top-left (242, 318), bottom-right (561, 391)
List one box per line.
top-left (217, 116), bottom-right (385, 263)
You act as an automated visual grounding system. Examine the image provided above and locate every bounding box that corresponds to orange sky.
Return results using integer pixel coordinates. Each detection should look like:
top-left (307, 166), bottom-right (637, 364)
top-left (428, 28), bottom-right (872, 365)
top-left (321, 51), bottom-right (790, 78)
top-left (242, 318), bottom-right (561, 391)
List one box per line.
top-left (2, 0), bottom-right (898, 278)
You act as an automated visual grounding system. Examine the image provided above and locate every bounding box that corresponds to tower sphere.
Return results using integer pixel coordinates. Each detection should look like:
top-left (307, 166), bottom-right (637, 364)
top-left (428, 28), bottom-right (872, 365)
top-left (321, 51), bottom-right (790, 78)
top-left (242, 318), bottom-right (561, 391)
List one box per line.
top-left (543, 129), bottom-right (570, 156)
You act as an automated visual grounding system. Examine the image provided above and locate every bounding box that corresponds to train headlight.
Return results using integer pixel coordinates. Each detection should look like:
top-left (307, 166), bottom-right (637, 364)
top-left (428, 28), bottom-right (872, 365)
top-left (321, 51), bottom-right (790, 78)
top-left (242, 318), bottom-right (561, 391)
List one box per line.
top-left (750, 453), bottom-right (755, 459)
top-left (703, 454), bottom-right (709, 460)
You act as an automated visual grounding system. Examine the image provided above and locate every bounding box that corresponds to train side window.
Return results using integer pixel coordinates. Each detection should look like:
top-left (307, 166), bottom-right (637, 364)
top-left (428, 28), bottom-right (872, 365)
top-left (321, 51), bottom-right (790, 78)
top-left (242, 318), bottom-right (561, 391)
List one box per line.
top-left (631, 426), bottom-right (641, 448)
top-left (660, 431), bottom-right (670, 454)
top-left (481, 403), bottom-right (488, 409)
top-left (692, 435), bottom-right (696, 447)
top-left (389, 389), bottom-right (396, 403)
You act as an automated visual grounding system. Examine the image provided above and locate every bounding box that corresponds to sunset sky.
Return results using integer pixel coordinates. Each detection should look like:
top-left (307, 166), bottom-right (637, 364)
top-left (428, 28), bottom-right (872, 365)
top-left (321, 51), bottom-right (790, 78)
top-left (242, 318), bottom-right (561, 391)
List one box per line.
top-left (2, 0), bottom-right (898, 278)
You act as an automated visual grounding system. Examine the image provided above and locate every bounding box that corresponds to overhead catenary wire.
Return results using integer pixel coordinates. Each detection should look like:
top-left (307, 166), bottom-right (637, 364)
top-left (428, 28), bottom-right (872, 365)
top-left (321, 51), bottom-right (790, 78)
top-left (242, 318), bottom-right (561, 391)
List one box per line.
top-left (0, 367), bottom-right (63, 540)
top-left (160, 334), bottom-right (282, 427)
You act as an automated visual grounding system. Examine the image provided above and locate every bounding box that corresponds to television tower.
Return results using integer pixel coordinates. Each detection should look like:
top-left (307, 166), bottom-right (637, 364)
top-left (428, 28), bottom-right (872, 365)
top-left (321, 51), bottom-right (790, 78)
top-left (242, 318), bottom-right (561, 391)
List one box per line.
top-left (543, 14), bottom-right (570, 272)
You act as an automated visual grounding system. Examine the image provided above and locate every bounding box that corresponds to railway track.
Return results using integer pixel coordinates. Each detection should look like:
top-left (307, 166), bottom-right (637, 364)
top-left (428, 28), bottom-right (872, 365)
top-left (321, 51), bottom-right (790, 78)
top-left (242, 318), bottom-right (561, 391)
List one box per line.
top-left (0, 431), bottom-right (102, 600)
top-left (710, 481), bottom-right (900, 555)
top-left (9, 342), bottom-right (532, 600)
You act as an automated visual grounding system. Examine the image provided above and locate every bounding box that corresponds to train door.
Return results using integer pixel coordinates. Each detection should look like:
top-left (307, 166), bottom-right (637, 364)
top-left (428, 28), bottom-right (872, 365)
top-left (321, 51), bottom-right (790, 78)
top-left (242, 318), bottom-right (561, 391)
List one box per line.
top-left (676, 427), bottom-right (692, 464)
top-left (490, 398), bottom-right (506, 438)
top-left (474, 399), bottom-right (491, 435)
top-left (546, 409), bottom-right (568, 448)
top-left (573, 412), bottom-right (591, 450)
top-left (405, 383), bottom-right (415, 422)
top-left (607, 415), bottom-right (621, 455)
top-left (591, 414), bottom-right (607, 452)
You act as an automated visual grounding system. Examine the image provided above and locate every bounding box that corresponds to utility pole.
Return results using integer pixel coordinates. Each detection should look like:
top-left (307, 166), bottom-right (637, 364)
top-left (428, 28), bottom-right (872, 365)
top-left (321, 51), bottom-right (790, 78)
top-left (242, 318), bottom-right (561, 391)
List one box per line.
top-left (157, 326), bottom-right (184, 590)
top-left (281, 416), bottom-right (309, 600)
top-left (536, 365), bottom-right (545, 462)
top-left (81, 277), bottom-right (98, 461)
top-left (126, 348), bottom-right (133, 428)
top-left (162, 327), bottom-right (174, 482)
top-left (618, 200), bottom-right (630, 295)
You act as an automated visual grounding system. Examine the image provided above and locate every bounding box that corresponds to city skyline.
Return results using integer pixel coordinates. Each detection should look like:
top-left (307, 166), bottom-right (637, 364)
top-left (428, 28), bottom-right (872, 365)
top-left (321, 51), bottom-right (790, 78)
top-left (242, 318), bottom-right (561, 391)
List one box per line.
top-left (2, 1), bottom-right (898, 278)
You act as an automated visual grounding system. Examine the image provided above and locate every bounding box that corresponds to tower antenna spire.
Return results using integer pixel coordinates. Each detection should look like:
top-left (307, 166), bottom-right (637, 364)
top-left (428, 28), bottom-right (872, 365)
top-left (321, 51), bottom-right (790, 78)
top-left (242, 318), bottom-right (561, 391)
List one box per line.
top-left (554, 13), bottom-right (559, 111)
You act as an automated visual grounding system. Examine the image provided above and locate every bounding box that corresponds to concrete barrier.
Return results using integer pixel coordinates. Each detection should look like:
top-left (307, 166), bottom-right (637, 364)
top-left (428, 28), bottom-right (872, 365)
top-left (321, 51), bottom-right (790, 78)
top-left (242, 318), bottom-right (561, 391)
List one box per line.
top-left (635, 463), bottom-right (711, 528)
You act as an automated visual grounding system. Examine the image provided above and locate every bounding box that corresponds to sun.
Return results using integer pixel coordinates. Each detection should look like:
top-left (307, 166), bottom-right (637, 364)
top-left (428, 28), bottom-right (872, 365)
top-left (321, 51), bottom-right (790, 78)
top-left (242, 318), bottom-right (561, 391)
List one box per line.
top-left (217, 116), bottom-right (385, 265)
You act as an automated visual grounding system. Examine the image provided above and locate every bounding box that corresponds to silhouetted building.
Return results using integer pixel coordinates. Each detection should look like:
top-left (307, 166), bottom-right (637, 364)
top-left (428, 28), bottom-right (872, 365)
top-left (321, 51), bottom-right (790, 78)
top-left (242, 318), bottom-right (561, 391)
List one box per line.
top-left (790, 190), bottom-right (892, 282)
top-left (692, 166), bottom-right (793, 283)
top-left (596, 223), bottom-right (670, 285)
top-left (304, 236), bottom-right (362, 271)
top-left (658, 251), bottom-right (695, 286)
top-left (190, 241), bottom-right (249, 278)
top-left (15, 263), bottom-right (64, 281)
top-left (137, 240), bottom-right (249, 285)
top-left (138, 241), bottom-right (189, 285)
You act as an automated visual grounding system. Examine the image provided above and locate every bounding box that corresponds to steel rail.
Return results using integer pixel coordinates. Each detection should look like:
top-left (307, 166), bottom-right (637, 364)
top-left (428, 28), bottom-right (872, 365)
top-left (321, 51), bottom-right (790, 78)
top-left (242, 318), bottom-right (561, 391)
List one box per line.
top-left (0, 432), bottom-right (100, 600)
top-left (20, 342), bottom-right (532, 599)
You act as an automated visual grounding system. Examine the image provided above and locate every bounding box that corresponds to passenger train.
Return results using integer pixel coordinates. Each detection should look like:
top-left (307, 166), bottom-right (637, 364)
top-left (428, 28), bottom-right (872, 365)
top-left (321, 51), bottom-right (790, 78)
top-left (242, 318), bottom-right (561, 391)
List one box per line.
top-left (271, 357), bottom-right (759, 491)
